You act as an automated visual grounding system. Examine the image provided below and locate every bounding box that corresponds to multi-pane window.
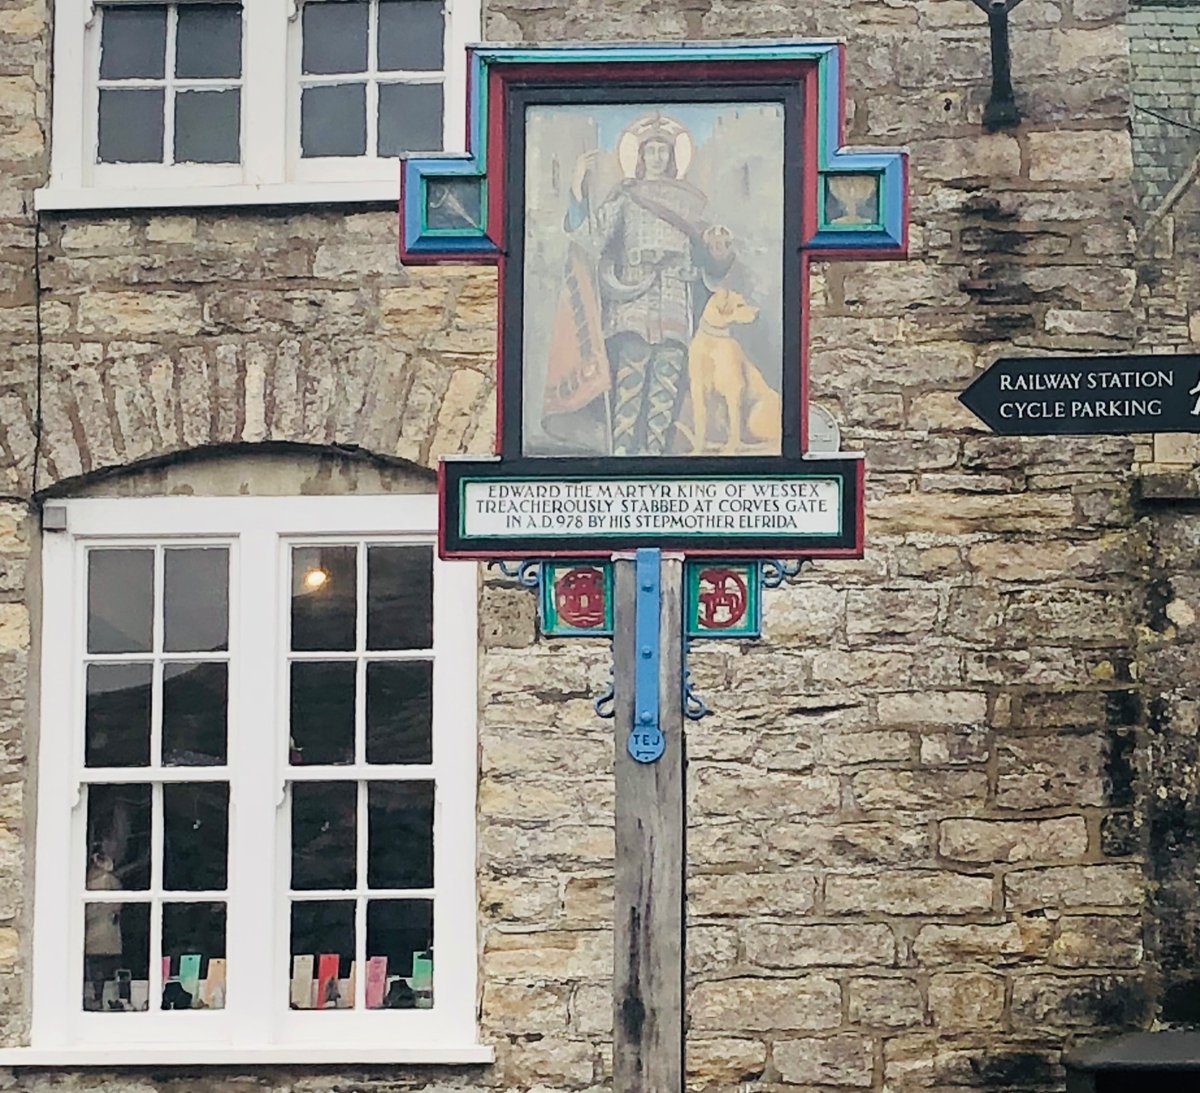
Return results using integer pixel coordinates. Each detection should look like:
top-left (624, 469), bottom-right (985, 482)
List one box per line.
top-left (286, 543), bottom-right (437, 1011)
top-left (24, 497), bottom-right (484, 1063)
top-left (300, 0), bottom-right (446, 159)
top-left (45, 0), bottom-right (478, 208)
top-left (82, 546), bottom-right (231, 1013)
top-left (97, 4), bottom-right (243, 165)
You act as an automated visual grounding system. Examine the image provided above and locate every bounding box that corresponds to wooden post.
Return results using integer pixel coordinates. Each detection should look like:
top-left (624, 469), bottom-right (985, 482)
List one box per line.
top-left (613, 552), bottom-right (685, 1093)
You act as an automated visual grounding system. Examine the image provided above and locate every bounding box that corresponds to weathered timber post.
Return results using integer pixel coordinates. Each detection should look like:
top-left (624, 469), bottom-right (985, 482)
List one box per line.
top-left (613, 551), bottom-right (685, 1093)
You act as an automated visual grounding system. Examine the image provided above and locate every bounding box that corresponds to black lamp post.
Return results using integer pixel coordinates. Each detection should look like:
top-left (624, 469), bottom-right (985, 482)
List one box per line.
top-left (970, 0), bottom-right (1025, 131)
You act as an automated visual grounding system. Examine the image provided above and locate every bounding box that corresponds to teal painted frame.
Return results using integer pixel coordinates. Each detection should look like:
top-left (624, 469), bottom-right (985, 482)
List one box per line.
top-left (685, 561), bottom-right (762, 639)
top-left (399, 41), bottom-right (908, 262)
top-left (540, 561), bottom-right (615, 637)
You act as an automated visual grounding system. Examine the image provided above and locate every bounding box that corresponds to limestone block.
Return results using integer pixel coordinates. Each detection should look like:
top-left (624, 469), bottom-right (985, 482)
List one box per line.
top-left (919, 728), bottom-right (990, 766)
top-left (479, 875), bottom-right (561, 923)
top-left (686, 1037), bottom-right (766, 1088)
top-left (687, 821), bottom-right (769, 868)
top-left (485, 929), bottom-right (611, 980)
top-left (479, 583), bottom-right (537, 648)
top-left (928, 971), bottom-right (1006, 1027)
top-left (480, 822), bottom-right (614, 869)
top-left (0, 926), bottom-right (17, 969)
top-left (689, 766), bottom-right (839, 820)
top-left (912, 135), bottom-right (1022, 181)
top-left (562, 876), bottom-right (612, 926)
top-left (773, 1035), bottom-right (875, 1087)
top-left (78, 291), bottom-right (203, 337)
top-left (760, 584), bottom-right (846, 642)
top-left (494, 1034), bottom-right (596, 1086)
top-left (908, 390), bottom-right (990, 432)
top-left (847, 975), bottom-right (925, 1028)
top-left (1044, 308), bottom-right (1135, 339)
top-left (144, 216), bottom-right (198, 243)
top-left (1010, 973), bottom-right (1150, 1029)
top-left (822, 730), bottom-right (913, 766)
top-left (884, 1035), bottom-right (1061, 1092)
top-left (688, 872), bottom-right (817, 918)
top-left (877, 690), bottom-right (987, 726)
top-left (482, 980), bottom-right (570, 1031)
top-left (685, 925), bottom-right (738, 976)
top-left (1050, 915), bottom-right (1143, 968)
top-left (914, 921), bottom-right (1046, 964)
top-left (1004, 864), bottom-right (1144, 911)
top-left (691, 975), bottom-right (841, 1031)
top-left (810, 649), bottom-right (915, 689)
top-left (826, 871), bottom-right (994, 915)
top-left (766, 820), bottom-right (933, 867)
top-left (478, 778), bottom-right (585, 823)
top-left (846, 588), bottom-right (940, 638)
top-left (1028, 130), bottom-right (1131, 183)
top-left (842, 261), bottom-right (972, 312)
top-left (996, 734), bottom-right (1108, 809)
top-left (850, 769), bottom-right (988, 813)
top-left (869, 491), bottom-right (1075, 534)
top-left (938, 816), bottom-right (1089, 863)
top-left (379, 282), bottom-right (451, 335)
top-left (743, 923), bottom-right (896, 969)
top-left (967, 537), bottom-right (1122, 582)
top-left (481, 732), bottom-right (609, 778)
top-left (571, 982), bottom-right (612, 1036)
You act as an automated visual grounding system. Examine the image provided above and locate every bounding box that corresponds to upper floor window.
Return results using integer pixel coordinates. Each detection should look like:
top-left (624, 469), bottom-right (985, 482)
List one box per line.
top-left (41, 0), bottom-right (478, 211)
top-left (3, 495), bottom-right (490, 1066)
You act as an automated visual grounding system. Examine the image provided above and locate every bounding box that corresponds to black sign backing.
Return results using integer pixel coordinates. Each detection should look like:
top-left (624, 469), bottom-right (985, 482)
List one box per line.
top-left (960, 354), bottom-right (1200, 436)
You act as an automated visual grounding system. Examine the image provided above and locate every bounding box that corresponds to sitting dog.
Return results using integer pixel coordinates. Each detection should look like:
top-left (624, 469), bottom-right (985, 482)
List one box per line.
top-left (686, 288), bottom-right (782, 454)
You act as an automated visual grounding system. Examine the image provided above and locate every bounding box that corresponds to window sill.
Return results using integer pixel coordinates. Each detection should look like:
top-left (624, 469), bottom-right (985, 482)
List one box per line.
top-left (0, 1044), bottom-right (495, 1067)
top-left (34, 179), bottom-right (404, 212)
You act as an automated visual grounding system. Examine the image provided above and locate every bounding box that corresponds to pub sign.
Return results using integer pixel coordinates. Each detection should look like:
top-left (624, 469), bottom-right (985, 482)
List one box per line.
top-left (399, 43), bottom-right (908, 559)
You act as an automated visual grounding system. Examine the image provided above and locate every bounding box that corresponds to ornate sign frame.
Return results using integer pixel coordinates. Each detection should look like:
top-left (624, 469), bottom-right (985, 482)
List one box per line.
top-left (399, 43), bottom-right (907, 560)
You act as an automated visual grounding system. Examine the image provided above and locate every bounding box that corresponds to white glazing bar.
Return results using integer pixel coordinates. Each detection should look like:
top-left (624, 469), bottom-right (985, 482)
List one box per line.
top-left (289, 888), bottom-right (436, 901)
top-left (151, 546), bottom-right (165, 768)
top-left (164, 5), bottom-right (178, 165)
top-left (356, 541), bottom-right (367, 766)
top-left (232, 528), bottom-right (279, 1044)
top-left (285, 765), bottom-right (434, 781)
top-left (355, 778), bottom-right (368, 1010)
top-left (366, 0), bottom-right (379, 158)
top-left (243, 0), bottom-right (288, 184)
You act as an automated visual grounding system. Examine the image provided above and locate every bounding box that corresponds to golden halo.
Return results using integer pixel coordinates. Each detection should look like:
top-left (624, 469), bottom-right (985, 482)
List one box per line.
top-left (617, 113), bottom-right (694, 179)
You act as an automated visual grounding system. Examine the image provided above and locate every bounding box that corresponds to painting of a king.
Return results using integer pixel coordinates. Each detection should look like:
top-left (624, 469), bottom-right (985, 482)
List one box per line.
top-left (522, 102), bottom-right (786, 459)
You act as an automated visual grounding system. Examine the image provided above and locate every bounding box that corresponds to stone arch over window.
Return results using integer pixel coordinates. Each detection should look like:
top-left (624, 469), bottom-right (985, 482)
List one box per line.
top-left (35, 441), bottom-right (438, 502)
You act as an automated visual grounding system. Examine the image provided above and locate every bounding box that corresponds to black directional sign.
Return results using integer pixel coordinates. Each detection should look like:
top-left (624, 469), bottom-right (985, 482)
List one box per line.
top-left (960, 354), bottom-right (1200, 436)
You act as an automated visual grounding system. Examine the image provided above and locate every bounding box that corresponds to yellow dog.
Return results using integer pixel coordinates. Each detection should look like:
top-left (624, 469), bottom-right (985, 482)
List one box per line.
top-left (686, 288), bottom-right (782, 454)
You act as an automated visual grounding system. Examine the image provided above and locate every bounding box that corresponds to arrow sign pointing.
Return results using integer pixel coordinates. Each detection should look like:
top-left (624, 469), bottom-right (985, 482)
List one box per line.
top-left (959, 354), bottom-right (1200, 436)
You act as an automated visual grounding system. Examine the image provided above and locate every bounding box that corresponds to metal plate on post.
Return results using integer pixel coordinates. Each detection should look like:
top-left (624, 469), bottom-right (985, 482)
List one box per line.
top-left (685, 562), bottom-right (762, 638)
top-left (629, 548), bottom-right (665, 764)
top-left (541, 562), bottom-right (614, 637)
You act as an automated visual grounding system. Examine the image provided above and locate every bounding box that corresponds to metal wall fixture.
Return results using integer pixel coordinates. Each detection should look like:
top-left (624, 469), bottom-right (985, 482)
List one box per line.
top-left (970, 0), bottom-right (1026, 131)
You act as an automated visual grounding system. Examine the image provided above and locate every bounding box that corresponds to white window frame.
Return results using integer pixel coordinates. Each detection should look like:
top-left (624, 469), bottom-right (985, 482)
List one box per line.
top-left (39, 0), bottom-right (478, 212)
top-left (1, 495), bottom-right (491, 1066)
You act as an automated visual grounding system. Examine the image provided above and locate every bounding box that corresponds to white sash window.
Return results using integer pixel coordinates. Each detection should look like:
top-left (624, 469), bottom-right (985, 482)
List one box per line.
top-left (40, 0), bottom-right (478, 210)
top-left (9, 496), bottom-right (489, 1065)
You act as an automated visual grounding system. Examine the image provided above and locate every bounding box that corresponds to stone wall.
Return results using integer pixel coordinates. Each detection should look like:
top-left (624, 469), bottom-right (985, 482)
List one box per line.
top-left (0, 0), bottom-right (1186, 1091)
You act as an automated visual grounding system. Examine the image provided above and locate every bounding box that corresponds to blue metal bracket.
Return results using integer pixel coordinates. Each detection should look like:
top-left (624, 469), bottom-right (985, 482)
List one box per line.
top-left (761, 559), bottom-right (810, 589)
top-left (594, 669), bottom-right (616, 720)
top-left (628, 548), bottom-right (665, 763)
top-left (487, 559), bottom-right (542, 588)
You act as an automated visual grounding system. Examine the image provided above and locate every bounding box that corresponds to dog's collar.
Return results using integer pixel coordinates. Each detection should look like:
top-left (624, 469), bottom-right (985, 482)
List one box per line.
top-left (697, 318), bottom-right (734, 338)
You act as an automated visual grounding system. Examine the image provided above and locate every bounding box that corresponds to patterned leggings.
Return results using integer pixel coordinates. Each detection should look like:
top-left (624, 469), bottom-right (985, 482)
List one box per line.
top-left (611, 340), bottom-right (686, 456)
